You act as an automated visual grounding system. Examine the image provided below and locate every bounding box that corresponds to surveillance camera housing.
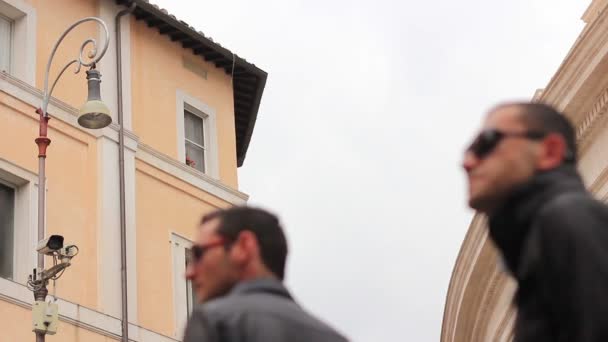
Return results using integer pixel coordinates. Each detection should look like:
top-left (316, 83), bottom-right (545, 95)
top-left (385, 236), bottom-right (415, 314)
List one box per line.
top-left (36, 235), bottom-right (64, 255)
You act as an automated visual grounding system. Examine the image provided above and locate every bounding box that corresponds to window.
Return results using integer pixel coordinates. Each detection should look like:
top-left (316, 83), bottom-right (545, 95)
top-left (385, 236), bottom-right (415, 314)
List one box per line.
top-left (0, 181), bottom-right (15, 279)
top-left (176, 90), bottom-right (219, 179)
top-left (184, 107), bottom-right (207, 173)
top-left (0, 14), bottom-right (11, 73)
top-left (0, 158), bottom-right (38, 284)
top-left (0, 0), bottom-right (36, 84)
top-left (171, 232), bottom-right (194, 338)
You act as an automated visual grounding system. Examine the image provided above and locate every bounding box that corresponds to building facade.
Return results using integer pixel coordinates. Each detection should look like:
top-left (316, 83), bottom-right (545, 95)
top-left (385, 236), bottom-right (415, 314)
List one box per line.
top-left (441, 0), bottom-right (608, 340)
top-left (0, 0), bottom-right (266, 340)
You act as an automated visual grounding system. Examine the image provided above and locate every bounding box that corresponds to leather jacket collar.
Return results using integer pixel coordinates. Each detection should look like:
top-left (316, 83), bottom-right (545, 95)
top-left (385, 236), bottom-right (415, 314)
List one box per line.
top-left (488, 164), bottom-right (585, 273)
top-left (229, 277), bottom-right (294, 300)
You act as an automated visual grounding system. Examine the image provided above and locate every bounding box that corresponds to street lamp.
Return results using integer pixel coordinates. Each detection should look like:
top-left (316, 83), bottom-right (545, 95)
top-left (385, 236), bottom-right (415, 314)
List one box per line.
top-left (27, 17), bottom-right (110, 342)
top-left (78, 68), bottom-right (112, 129)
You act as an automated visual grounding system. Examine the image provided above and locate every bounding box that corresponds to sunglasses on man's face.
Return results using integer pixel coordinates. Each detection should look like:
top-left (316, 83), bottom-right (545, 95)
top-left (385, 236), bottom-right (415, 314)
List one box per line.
top-left (188, 239), bottom-right (229, 265)
top-left (466, 129), bottom-right (546, 159)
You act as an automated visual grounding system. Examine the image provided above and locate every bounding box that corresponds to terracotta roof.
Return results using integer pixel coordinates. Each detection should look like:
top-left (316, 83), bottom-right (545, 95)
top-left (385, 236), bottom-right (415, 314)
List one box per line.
top-left (116, 0), bottom-right (267, 167)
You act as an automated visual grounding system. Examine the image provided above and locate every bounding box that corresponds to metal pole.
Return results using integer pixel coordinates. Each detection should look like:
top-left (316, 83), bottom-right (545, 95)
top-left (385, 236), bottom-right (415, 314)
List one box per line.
top-left (32, 17), bottom-right (110, 342)
top-left (34, 109), bottom-right (50, 342)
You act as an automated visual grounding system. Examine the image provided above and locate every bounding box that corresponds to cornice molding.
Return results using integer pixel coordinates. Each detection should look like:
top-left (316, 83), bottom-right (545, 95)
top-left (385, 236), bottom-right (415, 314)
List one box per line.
top-left (471, 266), bottom-right (503, 341)
top-left (583, 0), bottom-right (608, 24)
top-left (575, 87), bottom-right (608, 155)
top-left (494, 306), bottom-right (516, 342)
top-left (587, 163), bottom-right (608, 195)
top-left (576, 88), bottom-right (608, 141)
top-left (0, 71), bottom-right (248, 205)
top-left (119, 0), bottom-right (268, 167)
top-left (441, 214), bottom-right (489, 341)
top-left (137, 143), bottom-right (248, 205)
top-left (0, 277), bottom-right (178, 342)
top-left (442, 221), bottom-right (516, 342)
top-left (539, 0), bottom-right (608, 118)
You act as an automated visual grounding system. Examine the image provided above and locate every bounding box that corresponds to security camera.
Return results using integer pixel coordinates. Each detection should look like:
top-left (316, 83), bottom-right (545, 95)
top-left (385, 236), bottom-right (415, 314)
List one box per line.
top-left (36, 235), bottom-right (64, 255)
top-left (28, 237), bottom-right (79, 294)
top-left (58, 245), bottom-right (78, 263)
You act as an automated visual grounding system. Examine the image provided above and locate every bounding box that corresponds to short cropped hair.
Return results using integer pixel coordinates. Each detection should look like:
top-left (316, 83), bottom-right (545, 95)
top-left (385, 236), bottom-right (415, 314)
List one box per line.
top-left (495, 102), bottom-right (577, 163)
top-left (201, 206), bottom-right (288, 280)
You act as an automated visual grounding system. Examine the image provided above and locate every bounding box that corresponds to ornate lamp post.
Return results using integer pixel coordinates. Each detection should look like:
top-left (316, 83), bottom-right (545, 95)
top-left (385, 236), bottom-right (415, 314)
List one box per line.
top-left (27, 17), bottom-right (111, 342)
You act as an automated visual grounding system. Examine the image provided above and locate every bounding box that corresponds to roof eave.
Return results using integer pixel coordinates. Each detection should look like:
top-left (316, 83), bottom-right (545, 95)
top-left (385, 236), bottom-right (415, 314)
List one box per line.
top-left (116, 0), bottom-right (267, 167)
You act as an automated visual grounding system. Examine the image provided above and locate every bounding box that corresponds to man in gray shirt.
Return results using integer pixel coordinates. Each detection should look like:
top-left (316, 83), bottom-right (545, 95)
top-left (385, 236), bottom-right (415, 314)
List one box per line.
top-left (183, 206), bottom-right (348, 342)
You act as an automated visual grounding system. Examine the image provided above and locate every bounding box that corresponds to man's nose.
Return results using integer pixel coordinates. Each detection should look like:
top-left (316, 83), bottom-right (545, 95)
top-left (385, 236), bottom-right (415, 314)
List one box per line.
top-left (185, 263), bottom-right (195, 280)
top-left (462, 151), bottom-right (479, 174)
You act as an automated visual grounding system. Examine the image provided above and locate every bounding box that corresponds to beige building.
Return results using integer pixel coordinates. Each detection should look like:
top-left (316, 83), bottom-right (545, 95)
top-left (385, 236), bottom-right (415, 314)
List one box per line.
top-left (441, 0), bottom-right (608, 341)
top-left (0, 0), bottom-right (266, 341)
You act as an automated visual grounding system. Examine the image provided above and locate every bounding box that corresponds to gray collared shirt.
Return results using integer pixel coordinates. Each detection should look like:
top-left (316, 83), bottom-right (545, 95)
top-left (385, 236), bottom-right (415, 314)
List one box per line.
top-left (183, 278), bottom-right (348, 342)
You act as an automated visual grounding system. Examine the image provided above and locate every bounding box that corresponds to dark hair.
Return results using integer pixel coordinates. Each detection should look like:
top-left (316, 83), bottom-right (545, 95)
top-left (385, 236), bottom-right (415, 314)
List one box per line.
top-left (201, 206), bottom-right (288, 280)
top-left (495, 102), bottom-right (577, 163)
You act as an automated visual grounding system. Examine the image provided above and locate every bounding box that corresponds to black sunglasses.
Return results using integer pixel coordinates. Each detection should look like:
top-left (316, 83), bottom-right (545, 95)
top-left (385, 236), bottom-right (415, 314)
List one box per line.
top-left (467, 129), bottom-right (546, 159)
top-left (188, 239), bottom-right (230, 265)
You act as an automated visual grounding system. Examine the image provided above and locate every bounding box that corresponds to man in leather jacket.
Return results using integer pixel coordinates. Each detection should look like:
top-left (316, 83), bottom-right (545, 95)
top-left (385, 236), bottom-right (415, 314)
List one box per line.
top-left (463, 102), bottom-right (608, 342)
top-left (183, 206), bottom-right (348, 342)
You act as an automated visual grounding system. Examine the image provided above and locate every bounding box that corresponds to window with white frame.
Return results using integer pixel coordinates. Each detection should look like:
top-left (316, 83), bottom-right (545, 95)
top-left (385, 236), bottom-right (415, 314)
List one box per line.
top-left (184, 106), bottom-right (207, 173)
top-left (0, 0), bottom-right (37, 84)
top-left (0, 159), bottom-right (37, 284)
top-left (176, 90), bottom-right (219, 179)
top-left (171, 232), bottom-right (196, 338)
top-left (0, 181), bottom-right (15, 279)
top-left (0, 13), bottom-right (12, 73)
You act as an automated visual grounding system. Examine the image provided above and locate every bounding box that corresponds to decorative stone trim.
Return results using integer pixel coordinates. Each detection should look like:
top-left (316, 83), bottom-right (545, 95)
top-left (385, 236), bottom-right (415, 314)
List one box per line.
top-left (576, 87), bottom-right (608, 144)
top-left (471, 265), bottom-right (502, 341)
top-left (441, 214), bottom-right (489, 341)
top-left (495, 307), bottom-right (516, 341)
top-left (583, 0), bottom-right (608, 24)
top-left (539, 0), bottom-right (608, 116)
top-left (0, 71), bottom-right (247, 205)
top-left (0, 277), bottom-right (179, 341)
top-left (136, 143), bottom-right (247, 205)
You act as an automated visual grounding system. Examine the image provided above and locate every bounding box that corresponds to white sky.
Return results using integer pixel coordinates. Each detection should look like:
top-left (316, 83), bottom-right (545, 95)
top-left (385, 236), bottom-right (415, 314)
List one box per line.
top-left (151, 1), bottom-right (589, 340)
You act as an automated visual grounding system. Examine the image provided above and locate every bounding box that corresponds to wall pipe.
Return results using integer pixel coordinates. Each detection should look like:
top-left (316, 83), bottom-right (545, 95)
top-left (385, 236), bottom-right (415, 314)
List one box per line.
top-left (115, 3), bottom-right (136, 342)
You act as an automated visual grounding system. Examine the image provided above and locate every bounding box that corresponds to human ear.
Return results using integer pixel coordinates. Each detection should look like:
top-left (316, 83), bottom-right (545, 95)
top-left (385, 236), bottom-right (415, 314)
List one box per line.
top-left (231, 231), bottom-right (258, 262)
top-left (537, 133), bottom-right (568, 170)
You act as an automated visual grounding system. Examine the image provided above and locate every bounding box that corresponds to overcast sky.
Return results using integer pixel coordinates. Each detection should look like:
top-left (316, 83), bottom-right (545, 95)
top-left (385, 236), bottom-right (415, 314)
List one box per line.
top-left (152, 1), bottom-right (589, 340)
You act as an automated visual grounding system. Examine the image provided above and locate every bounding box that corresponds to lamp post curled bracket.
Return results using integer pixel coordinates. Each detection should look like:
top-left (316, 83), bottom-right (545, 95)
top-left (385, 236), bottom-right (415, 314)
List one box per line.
top-left (42, 17), bottom-right (110, 116)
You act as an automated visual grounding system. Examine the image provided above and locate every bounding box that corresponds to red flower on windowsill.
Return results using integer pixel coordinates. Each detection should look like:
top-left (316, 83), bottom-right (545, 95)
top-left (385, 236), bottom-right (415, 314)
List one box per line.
top-left (185, 155), bottom-right (196, 167)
